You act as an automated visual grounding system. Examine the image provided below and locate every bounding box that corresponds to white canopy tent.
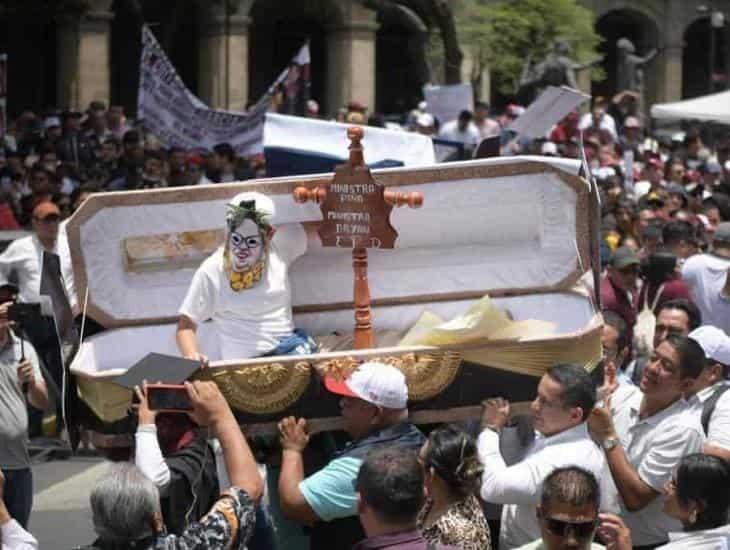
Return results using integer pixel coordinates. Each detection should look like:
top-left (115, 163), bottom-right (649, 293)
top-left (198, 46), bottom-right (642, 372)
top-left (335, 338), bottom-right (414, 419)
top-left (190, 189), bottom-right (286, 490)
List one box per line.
top-left (651, 90), bottom-right (730, 124)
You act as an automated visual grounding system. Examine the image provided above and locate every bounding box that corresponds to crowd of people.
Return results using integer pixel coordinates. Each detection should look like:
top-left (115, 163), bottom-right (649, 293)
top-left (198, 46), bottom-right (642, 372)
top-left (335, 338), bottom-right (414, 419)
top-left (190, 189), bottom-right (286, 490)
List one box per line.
top-left (2, 88), bottom-right (730, 550)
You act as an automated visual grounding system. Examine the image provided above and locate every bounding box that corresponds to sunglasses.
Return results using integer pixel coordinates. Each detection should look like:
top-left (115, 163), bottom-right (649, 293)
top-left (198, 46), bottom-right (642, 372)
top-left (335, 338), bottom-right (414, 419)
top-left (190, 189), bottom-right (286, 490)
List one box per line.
top-left (545, 517), bottom-right (598, 538)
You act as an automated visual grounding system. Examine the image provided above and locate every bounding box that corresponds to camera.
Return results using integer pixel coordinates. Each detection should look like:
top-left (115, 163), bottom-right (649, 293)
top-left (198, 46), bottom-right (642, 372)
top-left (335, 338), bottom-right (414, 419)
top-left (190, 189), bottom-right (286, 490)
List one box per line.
top-left (7, 302), bottom-right (41, 324)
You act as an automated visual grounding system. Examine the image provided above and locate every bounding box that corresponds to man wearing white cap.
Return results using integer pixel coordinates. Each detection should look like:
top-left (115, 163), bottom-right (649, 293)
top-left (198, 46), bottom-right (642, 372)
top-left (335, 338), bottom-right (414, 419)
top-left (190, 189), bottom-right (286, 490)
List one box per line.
top-left (687, 325), bottom-right (730, 461)
top-left (277, 361), bottom-right (425, 550)
top-left (177, 191), bottom-right (310, 361)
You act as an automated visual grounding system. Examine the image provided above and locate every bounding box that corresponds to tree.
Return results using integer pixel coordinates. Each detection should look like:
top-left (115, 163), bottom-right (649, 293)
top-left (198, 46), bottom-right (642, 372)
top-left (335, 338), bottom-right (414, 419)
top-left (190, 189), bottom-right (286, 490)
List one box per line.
top-left (456, 0), bottom-right (602, 97)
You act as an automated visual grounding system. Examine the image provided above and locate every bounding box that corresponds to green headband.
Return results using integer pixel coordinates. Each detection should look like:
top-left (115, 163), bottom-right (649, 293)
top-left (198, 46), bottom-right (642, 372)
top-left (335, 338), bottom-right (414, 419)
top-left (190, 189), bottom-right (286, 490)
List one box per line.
top-left (226, 199), bottom-right (270, 232)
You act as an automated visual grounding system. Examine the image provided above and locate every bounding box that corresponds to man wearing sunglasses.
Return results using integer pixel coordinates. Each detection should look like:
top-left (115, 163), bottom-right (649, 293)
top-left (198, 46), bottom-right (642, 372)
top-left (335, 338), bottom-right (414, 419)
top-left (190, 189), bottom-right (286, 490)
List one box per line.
top-left (0, 201), bottom-right (76, 314)
top-left (514, 466), bottom-right (632, 550)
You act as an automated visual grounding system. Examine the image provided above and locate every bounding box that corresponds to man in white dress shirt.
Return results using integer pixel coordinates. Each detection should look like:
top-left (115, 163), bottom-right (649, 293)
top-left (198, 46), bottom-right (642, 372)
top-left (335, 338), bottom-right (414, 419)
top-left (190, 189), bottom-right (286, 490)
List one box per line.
top-left (588, 335), bottom-right (706, 548)
top-left (0, 201), bottom-right (76, 312)
top-left (685, 325), bottom-right (730, 462)
top-left (478, 363), bottom-right (606, 550)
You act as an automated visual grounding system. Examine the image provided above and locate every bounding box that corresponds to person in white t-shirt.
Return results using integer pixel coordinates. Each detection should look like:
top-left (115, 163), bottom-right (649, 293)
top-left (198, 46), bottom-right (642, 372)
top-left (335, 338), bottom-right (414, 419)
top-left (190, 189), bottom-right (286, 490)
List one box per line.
top-left (681, 222), bottom-right (730, 333)
top-left (588, 335), bottom-right (706, 548)
top-left (177, 191), bottom-right (309, 362)
top-left (685, 325), bottom-right (730, 462)
top-left (438, 110), bottom-right (480, 151)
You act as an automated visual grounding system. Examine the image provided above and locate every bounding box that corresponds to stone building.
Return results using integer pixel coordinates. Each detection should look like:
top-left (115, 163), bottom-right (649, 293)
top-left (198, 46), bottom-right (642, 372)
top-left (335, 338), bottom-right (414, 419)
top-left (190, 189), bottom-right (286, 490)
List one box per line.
top-left (581, 0), bottom-right (730, 110)
top-left (0, 0), bottom-right (728, 119)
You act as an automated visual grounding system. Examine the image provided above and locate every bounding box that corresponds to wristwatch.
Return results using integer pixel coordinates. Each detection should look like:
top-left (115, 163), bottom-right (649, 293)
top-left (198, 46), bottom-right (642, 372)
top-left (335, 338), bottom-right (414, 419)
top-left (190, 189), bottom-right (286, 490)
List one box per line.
top-left (602, 436), bottom-right (619, 451)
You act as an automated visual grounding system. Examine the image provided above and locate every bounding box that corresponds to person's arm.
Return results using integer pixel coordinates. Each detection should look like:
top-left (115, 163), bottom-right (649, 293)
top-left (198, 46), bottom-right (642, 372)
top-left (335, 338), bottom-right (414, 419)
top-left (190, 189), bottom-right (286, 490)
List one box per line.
top-left (184, 381), bottom-right (263, 502)
top-left (704, 443), bottom-right (730, 462)
top-left (176, 315), bottom-right (207, 364)
top-left (0, 471), bottom-right (38, 549)
top-left (588, 397), bottom-right (688, 512)
top-left (478, 398), bottom-right (544, 505)
top-left (133, 383), bottom-right (171, 492)
top-left (277, 416), bottom-right (319, 524)
top-left (0, 240), bottom-right (21, 282)
top-left (565, 66), bottom-right (578, 90)
top-left (599, 439), bottom-right (658, 511)
top-left (638, 49), bottom-right (658, 65)
top-left (17, 341), bottom-right (48, 411)
top-left (177, 264), bottom-right (216, 363)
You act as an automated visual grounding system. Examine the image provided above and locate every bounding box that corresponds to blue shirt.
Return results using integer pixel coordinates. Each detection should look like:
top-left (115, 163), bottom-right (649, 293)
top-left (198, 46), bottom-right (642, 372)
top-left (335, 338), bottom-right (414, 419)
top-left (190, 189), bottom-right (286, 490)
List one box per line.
top-left (298, 456), bottom-right (362, 521)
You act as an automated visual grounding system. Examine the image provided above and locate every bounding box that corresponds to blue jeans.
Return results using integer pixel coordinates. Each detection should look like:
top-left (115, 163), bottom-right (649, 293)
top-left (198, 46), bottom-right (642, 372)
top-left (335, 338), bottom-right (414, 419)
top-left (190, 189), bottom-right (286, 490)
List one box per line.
top-left (2, 467), bottom-right (33, 528)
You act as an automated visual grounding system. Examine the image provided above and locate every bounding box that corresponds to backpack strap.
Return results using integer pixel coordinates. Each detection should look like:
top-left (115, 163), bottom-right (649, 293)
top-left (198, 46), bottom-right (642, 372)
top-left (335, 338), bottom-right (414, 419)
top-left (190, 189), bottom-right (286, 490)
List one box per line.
top-left (701, 384), bottom-right (730, 435)
top-left (650, 283), bottom-right (666, 312)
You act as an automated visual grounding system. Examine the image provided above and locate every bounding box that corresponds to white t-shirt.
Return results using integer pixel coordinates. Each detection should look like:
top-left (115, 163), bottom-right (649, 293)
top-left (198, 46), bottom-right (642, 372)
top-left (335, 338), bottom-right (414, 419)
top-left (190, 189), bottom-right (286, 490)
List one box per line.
top-left (179, 224), bottom-right (307, 359)
top-left (686, 382), bottom-right (730, 451)
top-left (578, 112), bottom-right (618, 140)
top-left (612, 392), bottom-right (705, 546)
top-left (681, 253), bottom-right (730, 333)
top-left (438, 120), bottom-right (480, 147)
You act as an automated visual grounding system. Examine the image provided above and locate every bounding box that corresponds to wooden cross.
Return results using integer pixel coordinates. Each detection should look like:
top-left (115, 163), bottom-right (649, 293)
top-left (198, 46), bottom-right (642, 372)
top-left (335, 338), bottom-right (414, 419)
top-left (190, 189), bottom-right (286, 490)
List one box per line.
top-left (294, 127), bottom-right (423, 349)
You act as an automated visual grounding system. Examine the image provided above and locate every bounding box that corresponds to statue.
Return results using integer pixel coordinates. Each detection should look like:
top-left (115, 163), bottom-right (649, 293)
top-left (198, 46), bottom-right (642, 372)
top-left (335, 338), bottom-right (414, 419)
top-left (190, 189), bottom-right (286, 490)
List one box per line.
top-left (616, 37), bottom-right (658, 93)
top-left (518, 39), bottom-right (602, 104)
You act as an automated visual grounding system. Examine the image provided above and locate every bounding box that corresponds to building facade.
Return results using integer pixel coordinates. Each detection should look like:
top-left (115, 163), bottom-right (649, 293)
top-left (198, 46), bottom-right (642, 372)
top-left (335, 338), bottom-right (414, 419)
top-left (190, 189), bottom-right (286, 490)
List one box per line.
top-left (0, 0), bottom-right (728, 119)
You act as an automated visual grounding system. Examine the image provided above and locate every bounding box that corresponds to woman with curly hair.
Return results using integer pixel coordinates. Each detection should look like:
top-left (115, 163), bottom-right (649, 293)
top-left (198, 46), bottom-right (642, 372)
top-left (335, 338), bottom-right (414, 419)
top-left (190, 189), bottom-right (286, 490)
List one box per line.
top-left (417, 424), bottom-right (491, 550)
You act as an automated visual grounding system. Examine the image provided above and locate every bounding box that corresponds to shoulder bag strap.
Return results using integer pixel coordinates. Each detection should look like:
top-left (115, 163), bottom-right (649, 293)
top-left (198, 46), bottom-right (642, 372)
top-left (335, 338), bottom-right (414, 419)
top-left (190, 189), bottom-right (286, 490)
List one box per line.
top-left (702, 384), bottom-right (730, 435)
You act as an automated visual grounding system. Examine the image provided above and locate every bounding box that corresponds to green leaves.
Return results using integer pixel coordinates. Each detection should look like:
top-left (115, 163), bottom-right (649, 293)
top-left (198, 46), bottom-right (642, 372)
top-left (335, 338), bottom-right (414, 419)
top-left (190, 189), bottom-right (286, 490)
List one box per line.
top-left (455, 0), bottom-right (602, 94)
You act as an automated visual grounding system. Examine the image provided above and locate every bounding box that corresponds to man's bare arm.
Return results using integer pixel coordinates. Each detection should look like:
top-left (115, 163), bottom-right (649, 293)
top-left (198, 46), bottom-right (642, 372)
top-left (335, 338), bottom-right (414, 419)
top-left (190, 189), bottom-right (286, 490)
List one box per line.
top-left (176, 315), bottom-right (207, 363)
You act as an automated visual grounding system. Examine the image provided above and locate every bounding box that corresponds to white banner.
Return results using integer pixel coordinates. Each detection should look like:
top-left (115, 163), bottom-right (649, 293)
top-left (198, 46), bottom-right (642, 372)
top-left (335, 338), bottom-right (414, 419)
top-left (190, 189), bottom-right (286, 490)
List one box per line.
top-left (138, 26), bottom-right (308, 156)
top-left (422, 83), bottom-right (474, 126)
top-left (508, 85), bottom-right (590, 139)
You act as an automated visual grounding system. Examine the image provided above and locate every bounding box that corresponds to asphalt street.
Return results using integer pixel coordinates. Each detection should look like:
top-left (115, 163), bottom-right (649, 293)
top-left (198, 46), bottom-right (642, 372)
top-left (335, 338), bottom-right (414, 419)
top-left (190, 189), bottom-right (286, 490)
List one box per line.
top-left (29, 455), bottom-right (105, 549)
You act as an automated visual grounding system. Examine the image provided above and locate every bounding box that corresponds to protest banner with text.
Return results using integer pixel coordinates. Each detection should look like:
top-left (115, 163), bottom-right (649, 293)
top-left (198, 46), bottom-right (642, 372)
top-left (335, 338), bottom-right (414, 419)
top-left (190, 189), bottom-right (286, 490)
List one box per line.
top-left (138, 26), bottom-right (309, 156)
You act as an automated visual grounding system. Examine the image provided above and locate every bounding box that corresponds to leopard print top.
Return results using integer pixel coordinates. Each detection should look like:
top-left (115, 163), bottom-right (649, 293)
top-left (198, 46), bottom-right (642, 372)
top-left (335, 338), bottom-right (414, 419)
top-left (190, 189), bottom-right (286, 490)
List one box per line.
top-left (417, 494), bottom-right (492, 550)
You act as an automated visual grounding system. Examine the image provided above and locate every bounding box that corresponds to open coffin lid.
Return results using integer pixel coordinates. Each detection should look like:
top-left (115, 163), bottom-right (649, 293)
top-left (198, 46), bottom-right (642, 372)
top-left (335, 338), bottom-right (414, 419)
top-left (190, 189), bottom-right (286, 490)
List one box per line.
top-left (67, 156), bottom-right (602, 425)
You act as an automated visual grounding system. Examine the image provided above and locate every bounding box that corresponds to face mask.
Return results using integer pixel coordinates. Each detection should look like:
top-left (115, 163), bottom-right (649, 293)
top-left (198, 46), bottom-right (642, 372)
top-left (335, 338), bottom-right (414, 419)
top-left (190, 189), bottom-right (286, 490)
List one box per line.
top-left (224, 217), bottom-right (268, 292)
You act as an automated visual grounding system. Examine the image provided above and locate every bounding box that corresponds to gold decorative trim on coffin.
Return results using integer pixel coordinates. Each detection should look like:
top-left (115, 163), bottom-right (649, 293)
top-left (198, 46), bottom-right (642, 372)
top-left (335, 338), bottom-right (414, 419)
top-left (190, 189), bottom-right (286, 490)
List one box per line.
top-left (314, 351), bottom-right (462, 401)
top-left (197, 361), bottom-right (312, 414)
